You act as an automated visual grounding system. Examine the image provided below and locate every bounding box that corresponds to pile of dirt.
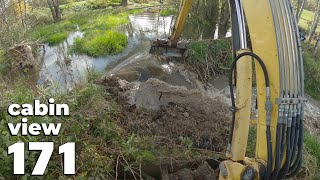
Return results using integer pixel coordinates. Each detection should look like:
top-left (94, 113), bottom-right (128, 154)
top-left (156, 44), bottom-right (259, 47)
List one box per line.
top-left (98, 76), bottom-right (231, 152)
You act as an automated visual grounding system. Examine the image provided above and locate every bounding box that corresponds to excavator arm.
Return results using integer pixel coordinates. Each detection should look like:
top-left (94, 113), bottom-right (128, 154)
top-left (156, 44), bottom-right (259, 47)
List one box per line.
top-left (149, 0), bottom-right (192, 57)
top-left (150, 0), bottom-right (306, 179)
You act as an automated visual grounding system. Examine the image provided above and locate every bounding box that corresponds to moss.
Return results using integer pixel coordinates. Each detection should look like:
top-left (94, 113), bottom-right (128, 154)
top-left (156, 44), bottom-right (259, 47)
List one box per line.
top-left (160, 8), bottom-right (177, 16)
top-left (72, 30), bottom-right (127, 57)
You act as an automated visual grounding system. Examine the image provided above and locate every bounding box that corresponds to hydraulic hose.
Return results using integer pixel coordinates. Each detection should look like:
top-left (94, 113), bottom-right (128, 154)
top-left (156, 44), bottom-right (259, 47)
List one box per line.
top-left (227, 51), bottom-right (272, 180)
top-left (277, 125), bottom-right (292, 180)
top-left (286, 112), bottom-right (304, 178)
top-left (290, 114), bottom-right (300, 163)
top-left (270, 124), bottom-right (283, 179)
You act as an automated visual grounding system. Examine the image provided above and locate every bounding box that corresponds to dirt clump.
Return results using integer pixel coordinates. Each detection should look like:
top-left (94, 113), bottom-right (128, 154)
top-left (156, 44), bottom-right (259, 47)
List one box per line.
top-left (98, 76), bottom-right (231, 152)
top-left (8, 43), bottom-right (39, 70)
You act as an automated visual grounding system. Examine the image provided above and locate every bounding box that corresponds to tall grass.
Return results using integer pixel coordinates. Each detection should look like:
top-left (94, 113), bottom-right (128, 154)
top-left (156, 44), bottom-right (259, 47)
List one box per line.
top-left (72, 30), bottom-right (127, 56)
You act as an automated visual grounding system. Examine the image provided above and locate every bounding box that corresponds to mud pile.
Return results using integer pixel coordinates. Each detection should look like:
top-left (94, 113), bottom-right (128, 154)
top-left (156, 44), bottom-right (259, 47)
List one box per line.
top-left (99, 77), bottom-right (231, 152)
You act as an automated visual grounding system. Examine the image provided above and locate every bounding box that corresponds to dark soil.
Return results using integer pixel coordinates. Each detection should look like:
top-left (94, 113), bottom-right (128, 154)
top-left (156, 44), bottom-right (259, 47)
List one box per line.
top-left (98, 76), bottom-right (231, 152)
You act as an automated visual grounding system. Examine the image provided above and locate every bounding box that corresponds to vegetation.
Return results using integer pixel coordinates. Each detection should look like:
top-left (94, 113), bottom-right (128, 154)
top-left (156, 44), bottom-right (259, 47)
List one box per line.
top-left (303, 131), bottom-right (320, 178)
top-left (184, 38), bottom-right (232, 82)
top-left (159, 8), bottom-right (177, 16)
top-left (72, 30), bottom-right (127, 56)
top-left (303, 49), bottom-right (320, 99)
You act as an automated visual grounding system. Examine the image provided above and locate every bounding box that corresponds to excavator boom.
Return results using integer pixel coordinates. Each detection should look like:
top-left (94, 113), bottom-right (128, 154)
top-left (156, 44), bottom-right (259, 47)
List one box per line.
top-left (149, 0), bottom-right (192, 57)
top-left (150, 0), bottom-right (306, 179)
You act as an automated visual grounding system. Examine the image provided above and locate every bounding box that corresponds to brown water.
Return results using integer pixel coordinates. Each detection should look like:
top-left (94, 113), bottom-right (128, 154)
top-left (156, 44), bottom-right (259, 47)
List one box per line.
top-left (36, 12), bottom-right (231, 91)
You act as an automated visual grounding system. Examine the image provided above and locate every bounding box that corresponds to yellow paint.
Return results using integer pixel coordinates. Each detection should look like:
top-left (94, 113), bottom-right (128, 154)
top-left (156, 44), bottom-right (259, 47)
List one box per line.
top-left (242, 0), bottom-right (280, 161)
top-left (219, 160), bottom-right (245, 180)
top-left (230, 49), bottom-right (253, 161)
top-left (169, 0), bottom-right (193, 46)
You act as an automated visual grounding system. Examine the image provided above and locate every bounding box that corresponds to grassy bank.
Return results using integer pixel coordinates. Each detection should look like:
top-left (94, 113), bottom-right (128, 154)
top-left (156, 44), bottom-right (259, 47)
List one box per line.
top-left (184, 38), bottom-right (232, 82)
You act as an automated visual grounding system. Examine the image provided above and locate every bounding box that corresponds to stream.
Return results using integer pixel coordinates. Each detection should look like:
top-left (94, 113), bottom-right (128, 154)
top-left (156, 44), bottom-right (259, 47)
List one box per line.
top-left (37, 12), bottom-right (231, 91)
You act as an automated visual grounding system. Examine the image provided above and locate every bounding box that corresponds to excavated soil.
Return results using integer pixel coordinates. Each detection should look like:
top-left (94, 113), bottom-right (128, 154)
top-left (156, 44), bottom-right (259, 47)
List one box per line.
top-left (98, 76), bottom-right (231, 152)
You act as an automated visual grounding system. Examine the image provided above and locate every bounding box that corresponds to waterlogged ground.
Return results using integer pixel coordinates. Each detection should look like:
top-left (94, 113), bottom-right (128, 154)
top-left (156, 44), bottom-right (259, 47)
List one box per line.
top-left (37, 11), bottom-right (232, 91)
top-left (37, 13), bottom-right (183, 91)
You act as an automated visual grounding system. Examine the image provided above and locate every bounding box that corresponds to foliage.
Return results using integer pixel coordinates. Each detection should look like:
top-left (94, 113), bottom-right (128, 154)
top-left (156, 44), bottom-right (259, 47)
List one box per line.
top-left (88, 0), bottom-right (110, 9)
top-left (302, 131), bottom-right (320, 178)
top-left (303, 49), bottom-right (320, 100)
top-left (184, 38), bottom-right (232, 82)
top-left (0, 49), bottom-right (9, 75)
top-left (160, 8), bottom-right (177, 16)
top-left (27, 8), bottom-right (53, 26)
top-left (72, 30), bottom-right (127, 56)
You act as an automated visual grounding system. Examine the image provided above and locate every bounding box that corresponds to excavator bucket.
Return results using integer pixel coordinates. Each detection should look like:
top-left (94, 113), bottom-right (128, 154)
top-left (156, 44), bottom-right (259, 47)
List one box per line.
top-left (149, 39), bottom-right (186, 57)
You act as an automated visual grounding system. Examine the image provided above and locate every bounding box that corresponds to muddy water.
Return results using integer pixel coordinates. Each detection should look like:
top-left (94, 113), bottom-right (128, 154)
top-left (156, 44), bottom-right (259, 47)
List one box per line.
top-left (37, 12), bottom-right (230, 91)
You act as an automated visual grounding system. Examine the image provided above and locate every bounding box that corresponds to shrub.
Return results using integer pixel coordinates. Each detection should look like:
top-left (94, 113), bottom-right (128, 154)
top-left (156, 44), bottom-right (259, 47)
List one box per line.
top-left (72, 30), bottom-right (127, 56)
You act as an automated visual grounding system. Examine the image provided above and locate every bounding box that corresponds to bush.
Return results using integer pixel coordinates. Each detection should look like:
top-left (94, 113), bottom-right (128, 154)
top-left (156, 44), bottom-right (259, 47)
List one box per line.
top-left (72, 30), bottom-right (127, 56)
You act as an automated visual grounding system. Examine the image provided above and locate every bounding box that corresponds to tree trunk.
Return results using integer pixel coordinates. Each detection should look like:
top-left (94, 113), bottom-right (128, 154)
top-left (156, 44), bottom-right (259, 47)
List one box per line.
top-left (296, 0), bottom-right (305, 23)
top-left (218, 0), bottom-right (230, 39)
top-left (121, 0), bottom-right (128, 7)
top-left (47, 0), bottom-right (61, 22)
top-left (313, 32), bottom-right (320, 55)
top-left (308, 0), bottom-right (320, 43)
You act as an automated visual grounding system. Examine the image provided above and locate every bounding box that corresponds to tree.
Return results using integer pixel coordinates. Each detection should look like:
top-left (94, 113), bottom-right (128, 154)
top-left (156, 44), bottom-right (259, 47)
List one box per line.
top-left (121, 0), bottom-right (128, 6)
top-left (47, 0), bottom-right (61, 22)
top-left (308, 0), bottom-right (320, 43)
top-left (218, 0), bottom-right (230, 38)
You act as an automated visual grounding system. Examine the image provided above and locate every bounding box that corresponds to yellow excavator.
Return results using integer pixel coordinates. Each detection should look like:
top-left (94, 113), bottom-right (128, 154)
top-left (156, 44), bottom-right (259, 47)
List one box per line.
top-left (151, 0), bottom-right (307, 179)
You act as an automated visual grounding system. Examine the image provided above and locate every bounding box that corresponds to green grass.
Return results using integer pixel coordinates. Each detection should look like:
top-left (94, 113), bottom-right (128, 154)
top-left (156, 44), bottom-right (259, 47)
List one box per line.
top-left (46, 31), bottom-right (69, 45)
top-left (32, 7), bottom-right (136, 47)
top-left (303, 131), bottom-right (320, 178)
top-left (72, 30), bottom-right (127, 56)
top-left (160, 8), bottom-right (177, 16)
top-left (299, 9), bottom-right (320, 33)
top-left (303, 51), bottom-right (320, 100)
top-left (32, 21), bottom-right (77, 45)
